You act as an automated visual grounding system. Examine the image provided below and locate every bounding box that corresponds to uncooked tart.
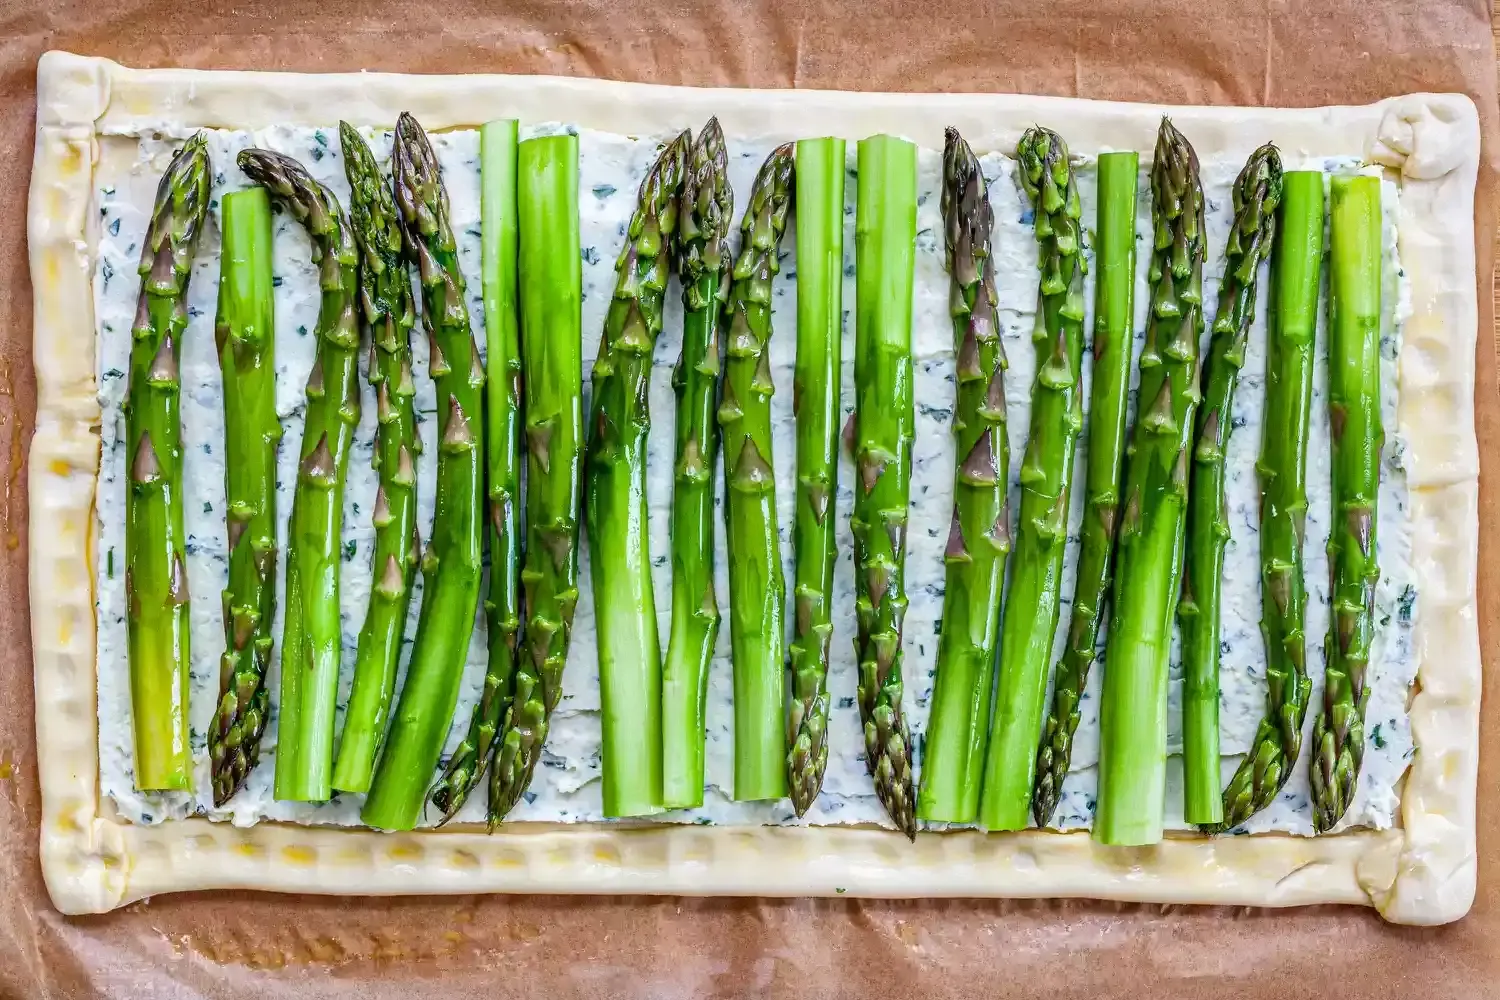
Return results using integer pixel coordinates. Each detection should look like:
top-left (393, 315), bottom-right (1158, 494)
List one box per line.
top-left (28, 51), bottom-right (1481, 921)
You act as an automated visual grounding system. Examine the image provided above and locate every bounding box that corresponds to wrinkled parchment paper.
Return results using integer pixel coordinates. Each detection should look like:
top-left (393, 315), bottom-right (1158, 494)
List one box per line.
top-left (5, 0), bottom-right (1497, 996)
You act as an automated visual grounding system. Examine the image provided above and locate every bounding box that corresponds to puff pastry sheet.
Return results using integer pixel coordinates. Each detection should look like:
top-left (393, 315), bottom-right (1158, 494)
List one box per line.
top-left (28, 51), bottom-right (1482, 921)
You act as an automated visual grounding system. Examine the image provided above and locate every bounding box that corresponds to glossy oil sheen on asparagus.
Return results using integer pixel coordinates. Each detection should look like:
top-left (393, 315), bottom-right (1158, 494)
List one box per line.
top-left (588, 131), bottom-right (690, 817)
top-left (917, 128), bottom-right (1009, 826)
top-left (331, 123), bottom-right (421, 797)
top-left (980, 127), bottom-right (1085, 832)
top-left (662, 120), bottom-right (731, 810)
top-left (1179, 143), bottom-right (1283, 827)
top-left (1094, 119), bottom-right (1205, 847)
top-left (207, 184), bottom-right (279, 805)
top-left (1031, 149), bottom-right (1137, 828)
top-left (1220, 168), bottom-right (1322, 831)
top-left (851, 134), bottom-right (919, 838)
top-left (362, 114), bottom-right (485, 830)
top-left (238, 147), bottom-right (360, 805)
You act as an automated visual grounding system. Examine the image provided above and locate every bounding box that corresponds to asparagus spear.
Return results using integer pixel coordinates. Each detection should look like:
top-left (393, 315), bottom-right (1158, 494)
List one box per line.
top-left (662, 120), bottom-right (731, 810)
top-left (1180, 144), bottom-right (1283, 827)
top-left (363, 114), bottom-right (485, 830)
top-left (488, 134), bottom-right (584, 824)
top-left (1310, 174), bottom-right (1383, 834)
top-left (238, 148), bottom-right (360, 804)
top-left (1220, 170), bottom-right (1323, 830)
top-left (126, 136), bottom-right (210, 794)
top-left (207, 185), bottom-right (279, 805)
top-left (429, 120), bottom-right (522, 821)
top-left (979, 127), bottom-right (1085, 832)
top-left (721, 144), bottom-right (795, 803)
top-left (785, 136), bottom-right (845, 816)
top-left (851, 134), bottom-right (918, 838)
top-left (331, 123), bottom-right (421, 796)
top-left (587, 132), bottom-right (690, 818)
top-left (1093, 119), bottom-right (1205, 846)
top-left (1031, 150), bottom-right (1137, 827)
top-left (917, 129), bottom-right (1009, 825)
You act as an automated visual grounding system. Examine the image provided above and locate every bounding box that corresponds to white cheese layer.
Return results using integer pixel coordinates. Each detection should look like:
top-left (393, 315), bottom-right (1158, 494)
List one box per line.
top-left (95, 127), bottom-right (1414, 835)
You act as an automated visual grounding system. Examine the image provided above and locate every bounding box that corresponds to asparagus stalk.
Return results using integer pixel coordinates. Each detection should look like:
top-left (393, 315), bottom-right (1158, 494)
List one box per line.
top-left (1310, 174), bottom-right (1383, 834)
top-left (331, 123), bottom-right (421, 796)
top-left (851, 134), bottom-right (918, 838)
top-left (1220, 170), bottom-right (1323, 830)
top-left (238, 149), bottom-right (360, 804)
top-left (587, 132), bottom-right (690, 818)
top-left (721, 144), bottom-right (795, 803)
top-left (1093, 119), bottom-right (1205, 846)
top-left (917, 129), bottom-right (1009, 825)
top-left (662, 120), bottom-right (731, 810)
top-left (488, 134), bottom-right (584, 824)
top-left (979, 127), bottom-right (1085, 832)
top-left (363, 114), bottom-right (485, 830)
top-left (1180, 144), bottom-right (1283, 827)
top-left (785, 136), bottom-right (845, 816)
top-left (1031, 150), bottom-right (1137, 827)
top-left (207, 186), bottom-right (279, 805)
top-left (430, 120), bottom-right (522, 821)
top-left (126, 134), bottom-right (210, 793)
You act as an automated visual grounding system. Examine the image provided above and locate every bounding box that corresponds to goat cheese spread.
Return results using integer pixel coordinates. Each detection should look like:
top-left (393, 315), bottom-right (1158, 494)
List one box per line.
top-left (94, 125), bottom-right (1414, 835)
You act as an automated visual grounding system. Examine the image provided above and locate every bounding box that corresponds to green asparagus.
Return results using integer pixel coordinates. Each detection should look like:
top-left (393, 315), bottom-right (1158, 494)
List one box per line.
top-left (785, 136), bottom-right (845, 816)
top-left (1094, 119), bottom-right (1205, 846)
top-left (979, 127), bottom-right (1085, 832)
top-left (239, 148), bottom-right (360, 805)
top-left (126, 134), bottom-right (209, 793)
top-left (1310, 174), bottom-right (1383, 834)
top-left (430, 120), bottom-right (522, 821)
top-left (1032, 150), bottom-right (1138, 827)
top-left (662, 120), bottom-right (731, 810)
top-left (917, 129), bottom-right (1009, 825)
top-left (721, 144), bottom-right (795, 803)
top-left (588, 131), bottom-right (690, 818)
top-left (488, 134), bottom-right (584, 824)
top-left (363, 114), bottom-right (485, 830)
top-left (331, 123), bottom-right (421, 796)
top-left (207, 185), bottom-right (279, 805)
top-left (851, 134), bottom-right (918, 838)
top-left (1180, 144), bottom-right (1283, 827)
top-left (1220, 170), bottom-right (1323, 830)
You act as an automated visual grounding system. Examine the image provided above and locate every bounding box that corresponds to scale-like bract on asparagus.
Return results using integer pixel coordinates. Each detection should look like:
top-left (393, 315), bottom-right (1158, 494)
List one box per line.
top-left (1032, 149), bottom-right (1137, 828)
top-left (1179, 143), bottom-right (1283, 827)
top-left (127, 133), bottom-right (210, 793)
top-left (1310, 174), bottom-right (1383, 834)
top-left (208, 186), bottom-right (280, 805)
top-left (917, 129), bottom-right (1009, 826)
top-left (239, 148), bottom-right (361, 805)
top-left (430, 120), bottom-right (522, 822)
top-left (363, 114), bottom-right (485, 831)
top-left (979, 127), bottom-right (1085, 832)
top-left (331, 123), bottom-right (421, 797)
top-left (490, 134), bottom-right (584, 825)
top-left (785, 136), bottom-right (845, 816)
top-left (663, 120), bottom-right (732, 810)
top-left (1220, 169), bottom-right (1322, 831)
top-left (588, 131), bottom-right (690, 818)
top-left (1094, 119), bottom-right (1205, 847)
top-left (852, 134), bottom-right (919, 839)
top-left (721, 144), bottom-right (795, 803)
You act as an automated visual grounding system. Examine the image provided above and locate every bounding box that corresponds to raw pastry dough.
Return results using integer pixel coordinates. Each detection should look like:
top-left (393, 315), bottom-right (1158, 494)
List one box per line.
top-left (28, 52), bottom-right (1481, 921)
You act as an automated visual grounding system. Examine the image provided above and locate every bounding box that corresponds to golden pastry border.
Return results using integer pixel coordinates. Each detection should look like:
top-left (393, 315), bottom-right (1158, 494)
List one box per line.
top-left (28, 51), bottom-right (1481, 921)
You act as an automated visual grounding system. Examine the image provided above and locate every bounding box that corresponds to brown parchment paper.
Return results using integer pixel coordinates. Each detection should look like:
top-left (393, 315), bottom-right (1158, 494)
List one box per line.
top-left (4, 0), bottom-right (1497, 996)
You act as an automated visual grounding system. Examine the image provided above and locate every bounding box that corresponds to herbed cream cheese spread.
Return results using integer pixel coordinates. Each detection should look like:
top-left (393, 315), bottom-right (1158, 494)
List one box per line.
top-left (93, 125), bottom-right (1414, 835)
